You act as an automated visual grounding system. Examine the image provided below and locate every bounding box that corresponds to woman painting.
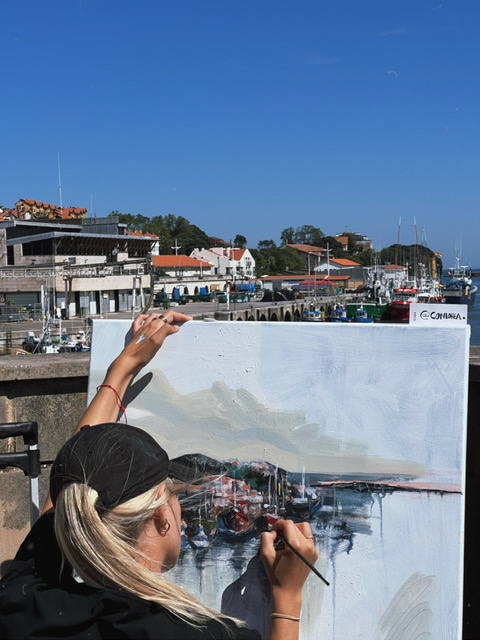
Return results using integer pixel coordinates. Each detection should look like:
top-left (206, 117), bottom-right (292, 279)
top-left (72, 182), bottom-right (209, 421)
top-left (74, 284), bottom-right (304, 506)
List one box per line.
top-left (0, 312), bottom-right (319, 640)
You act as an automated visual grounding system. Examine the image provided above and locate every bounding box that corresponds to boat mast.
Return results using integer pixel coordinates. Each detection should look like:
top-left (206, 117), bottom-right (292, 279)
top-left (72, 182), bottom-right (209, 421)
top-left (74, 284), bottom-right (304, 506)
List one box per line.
top-left (413, 217), bottom-right (419, 288)
top-left (57, 152), bottom-right (63, 210)
top-left (395, 216), bottom-right (401, 266)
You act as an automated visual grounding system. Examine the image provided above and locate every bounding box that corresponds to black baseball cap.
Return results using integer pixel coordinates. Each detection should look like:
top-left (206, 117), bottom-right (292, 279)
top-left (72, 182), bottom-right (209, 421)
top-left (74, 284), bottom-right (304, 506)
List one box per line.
top-left (50, 423), bottom-right (198, 511)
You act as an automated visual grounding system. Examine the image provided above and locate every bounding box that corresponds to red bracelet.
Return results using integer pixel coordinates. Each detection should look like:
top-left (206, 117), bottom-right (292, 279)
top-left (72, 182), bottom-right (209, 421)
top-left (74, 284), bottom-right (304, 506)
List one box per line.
top-left (96, 384), bottom-right (128, 423)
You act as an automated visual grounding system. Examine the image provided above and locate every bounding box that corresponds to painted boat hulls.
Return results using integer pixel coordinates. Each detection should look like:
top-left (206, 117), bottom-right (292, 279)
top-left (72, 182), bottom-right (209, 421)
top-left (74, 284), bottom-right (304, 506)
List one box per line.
top-left (189, 525), bottom-right (210, 549)
top-left (216, 507), bottom-right (256, 541)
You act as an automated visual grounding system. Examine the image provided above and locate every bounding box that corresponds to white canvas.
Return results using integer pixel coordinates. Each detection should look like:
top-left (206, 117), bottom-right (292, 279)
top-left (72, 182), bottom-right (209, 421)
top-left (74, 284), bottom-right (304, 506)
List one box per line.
top-left (89, 321), bottom-right (469, 640)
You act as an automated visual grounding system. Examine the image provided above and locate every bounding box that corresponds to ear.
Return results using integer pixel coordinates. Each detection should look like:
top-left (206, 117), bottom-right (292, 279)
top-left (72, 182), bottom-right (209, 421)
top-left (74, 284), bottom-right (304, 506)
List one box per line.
top-left (153, 503), bottom-right (170, 536)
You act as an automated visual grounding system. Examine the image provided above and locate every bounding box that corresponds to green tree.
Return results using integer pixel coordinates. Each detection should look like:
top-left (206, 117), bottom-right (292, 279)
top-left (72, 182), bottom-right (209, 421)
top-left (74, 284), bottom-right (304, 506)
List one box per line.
top-left (176, 224), bottom-right (211, 254)
top-left (234, 234), bottom-right (247, 248)
top-left (251, 246), bottom-right (304, 276)
top-left (162, 214), bottom-right (190, 238)
top-left (312, 235), bottom-right (344, 256)
top-left (143, 216), bottom-right (172, 253)
top-left (378, 244), bottom-right (442, 275)
top-left (280, 226), bottom-right (295, 245)
top-left (349, 248), bottom-right (376, 266)
top-left (208, 236), bottom-right (229, 248)
top-left (111, 211), bottom-right (149, 230)
top-left (257, 239), bottom-right (277, 250)
top-left (292, 225), bottom-right (324, 246)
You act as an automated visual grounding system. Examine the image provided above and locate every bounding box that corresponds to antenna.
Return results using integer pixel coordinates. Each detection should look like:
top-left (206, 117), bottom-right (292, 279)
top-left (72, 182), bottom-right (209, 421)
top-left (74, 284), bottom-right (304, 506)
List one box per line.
top-left (57, 152), bottom-right (63, 209)
top-left (171, 239), bottom-right (181, 255)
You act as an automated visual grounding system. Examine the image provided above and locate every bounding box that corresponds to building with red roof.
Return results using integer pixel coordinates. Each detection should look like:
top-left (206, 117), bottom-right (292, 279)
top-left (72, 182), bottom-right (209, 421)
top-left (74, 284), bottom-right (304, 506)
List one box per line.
top-left (283, 243), bottom-right (327, 272)
top-left (14, 198), bottom-right (87, 220)
top-left (190, 247), bottom-right (255, 278)
top-left (334, 233), bottom-right (372, 252)
top-left (329, 258), bottom-right (362, 267)
top-left (152, 254), bottom-right (214, 278)
top-left (286, 243), bottom-right (326, 255)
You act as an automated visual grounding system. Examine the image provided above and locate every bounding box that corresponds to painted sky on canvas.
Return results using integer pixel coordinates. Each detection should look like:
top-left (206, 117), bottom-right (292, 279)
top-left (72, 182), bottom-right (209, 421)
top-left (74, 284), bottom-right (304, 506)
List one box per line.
top-left (88, 320), bottom-right (469, 639)
top-left (1, 1), bottom-right (480, 265)
top-left (89, 321), bottom-right (469, 484)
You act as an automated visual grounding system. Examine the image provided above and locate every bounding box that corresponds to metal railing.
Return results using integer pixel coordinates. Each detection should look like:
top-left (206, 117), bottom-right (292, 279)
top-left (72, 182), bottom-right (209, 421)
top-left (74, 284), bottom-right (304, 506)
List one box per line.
top-left (0, 261), bottom-right (147, 280)
top-left (0, 304), bottom-right (43, 322)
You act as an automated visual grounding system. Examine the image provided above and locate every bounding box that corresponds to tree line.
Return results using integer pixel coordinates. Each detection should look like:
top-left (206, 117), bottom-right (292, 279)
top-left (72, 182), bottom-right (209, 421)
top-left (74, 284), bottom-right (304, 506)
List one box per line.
top-left (111, 211), bottom-right (441, 275)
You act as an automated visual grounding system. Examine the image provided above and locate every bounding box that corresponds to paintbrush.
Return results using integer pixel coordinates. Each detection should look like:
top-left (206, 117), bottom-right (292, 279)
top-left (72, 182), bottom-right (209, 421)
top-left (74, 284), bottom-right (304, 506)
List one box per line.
top-left (254, 516), bottom-right (330, 586)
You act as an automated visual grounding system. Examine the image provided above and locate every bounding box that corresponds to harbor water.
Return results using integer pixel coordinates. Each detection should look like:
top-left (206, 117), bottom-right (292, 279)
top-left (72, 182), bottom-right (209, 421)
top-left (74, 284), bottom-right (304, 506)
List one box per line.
top-left (468, 276), bottom-right (480, 344)
top-left (168, 490), bottom-right (461, 640)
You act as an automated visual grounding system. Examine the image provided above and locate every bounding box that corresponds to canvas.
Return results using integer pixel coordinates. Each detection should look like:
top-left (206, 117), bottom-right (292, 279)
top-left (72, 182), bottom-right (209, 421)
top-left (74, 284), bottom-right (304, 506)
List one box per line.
top-left (88, 320), bottom-right (469, 640)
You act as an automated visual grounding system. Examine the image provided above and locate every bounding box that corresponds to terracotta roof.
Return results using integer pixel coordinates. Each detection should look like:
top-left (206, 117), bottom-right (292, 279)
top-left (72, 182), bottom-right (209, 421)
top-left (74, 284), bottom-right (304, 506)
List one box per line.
top-left (210, 248), bottom-right (246, 260)
top-left (15, 199), bottom-right (87, 219)
top-left (152, 255), bottom-right (213, 268)
top-left (59, 207), bottom-right (87, 217)
top-left (259, 275), bottom-right (314, 280)
top-left (259, 274), bottom-right (351, 281)
top-left (330, 258), bottom-right (361, 267)
top-left (384, 264), bottom-right (407, 269)
top-left (229, 248), bottom-right (246, 260)
top-left (286, 244), bottom-right (326, 254)
top-left (17, 198), bottom-right (58, 210)
top-left (335, 235), bottom-right (349, 246)
top-left (128, 231), bottom-right (159, 238)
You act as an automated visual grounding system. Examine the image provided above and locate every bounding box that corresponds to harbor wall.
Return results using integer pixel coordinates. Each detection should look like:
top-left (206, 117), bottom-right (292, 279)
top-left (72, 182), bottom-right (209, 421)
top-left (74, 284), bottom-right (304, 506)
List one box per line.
top-left (0, 349), bottom-right (479, 637)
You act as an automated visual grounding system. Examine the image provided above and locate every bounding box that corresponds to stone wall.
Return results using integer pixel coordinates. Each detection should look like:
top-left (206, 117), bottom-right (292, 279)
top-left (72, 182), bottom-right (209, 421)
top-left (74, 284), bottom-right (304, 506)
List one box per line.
top-left (0, 353), bottom-right (89, 565)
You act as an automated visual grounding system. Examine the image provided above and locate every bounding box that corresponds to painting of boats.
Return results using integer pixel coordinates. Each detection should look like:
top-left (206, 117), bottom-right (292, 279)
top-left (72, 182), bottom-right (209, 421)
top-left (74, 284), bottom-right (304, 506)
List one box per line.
top-left (89, 320), bottom-right (469, 640)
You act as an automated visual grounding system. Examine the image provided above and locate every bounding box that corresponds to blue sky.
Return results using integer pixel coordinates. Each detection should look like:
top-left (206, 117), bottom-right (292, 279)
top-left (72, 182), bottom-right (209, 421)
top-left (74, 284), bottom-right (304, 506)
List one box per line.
top-left (1, 1), bottom-right (479, 264)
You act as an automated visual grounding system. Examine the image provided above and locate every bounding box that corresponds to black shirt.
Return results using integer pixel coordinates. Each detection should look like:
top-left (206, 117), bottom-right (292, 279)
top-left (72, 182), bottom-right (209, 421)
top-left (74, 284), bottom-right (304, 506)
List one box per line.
top-left (0, 513), bottom-right (261, 640)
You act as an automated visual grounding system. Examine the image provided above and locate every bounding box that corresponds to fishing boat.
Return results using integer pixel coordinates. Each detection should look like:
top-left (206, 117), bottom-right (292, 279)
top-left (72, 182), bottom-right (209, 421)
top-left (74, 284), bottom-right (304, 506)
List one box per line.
top-left (387, 287), bottom-right (419, 323)
top-left (216, 506), bottom-right (255, 541)
top-left (180, 523), bottom-right (190, 550)
top-left (346, 302), bottom-right (388, 322)
top-left (189, 525), bottom-right (210, 549)
top-left (329, 305), bottom-right (349, 322)
top-left (443, 261), bottom-right (477, 305)
top-left (387, 278), bottom-right (444, 323)
top-left (303, 309), bottom-right (325, 322)
top-left (352, 306), bottom-right (374, 323)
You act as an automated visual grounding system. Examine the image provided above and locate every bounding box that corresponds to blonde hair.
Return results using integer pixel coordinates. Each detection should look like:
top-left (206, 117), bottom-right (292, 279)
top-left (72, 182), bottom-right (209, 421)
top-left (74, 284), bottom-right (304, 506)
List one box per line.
top-left (54, 480), bottom-right (240, 630)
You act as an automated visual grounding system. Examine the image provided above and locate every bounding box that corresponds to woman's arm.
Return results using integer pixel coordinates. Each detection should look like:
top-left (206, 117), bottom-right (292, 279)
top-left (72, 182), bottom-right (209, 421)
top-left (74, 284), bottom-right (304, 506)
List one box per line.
top-left (260, 519), bottom-right (320, 640)
top-left (41, 311), bottom-right (192, 513)
top-left (75, 312), bottom-right (191, 429)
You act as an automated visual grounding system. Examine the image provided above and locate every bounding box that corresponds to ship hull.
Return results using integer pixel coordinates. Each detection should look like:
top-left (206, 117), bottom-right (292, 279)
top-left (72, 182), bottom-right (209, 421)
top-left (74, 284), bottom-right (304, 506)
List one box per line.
top-left (443, 286), bottom-right (477, 306)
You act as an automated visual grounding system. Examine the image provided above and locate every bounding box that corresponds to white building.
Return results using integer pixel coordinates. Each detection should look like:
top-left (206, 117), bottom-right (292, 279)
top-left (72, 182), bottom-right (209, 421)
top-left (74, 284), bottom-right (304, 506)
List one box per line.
top-left (151, 255), bottom-right (229, 298)
top-left (190, 247), bottom-right (255, 278)
top-left (314, 258), bottom-right (362, 271)
top-left (151, 255), bottom-right (214, 277)
top-left (0, 218), bottom-right (156, 317)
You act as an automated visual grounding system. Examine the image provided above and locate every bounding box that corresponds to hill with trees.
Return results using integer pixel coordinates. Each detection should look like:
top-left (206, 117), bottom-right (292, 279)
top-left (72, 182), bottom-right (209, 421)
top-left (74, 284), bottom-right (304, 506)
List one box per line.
top-left (108, 211), bottom-right (441, 276)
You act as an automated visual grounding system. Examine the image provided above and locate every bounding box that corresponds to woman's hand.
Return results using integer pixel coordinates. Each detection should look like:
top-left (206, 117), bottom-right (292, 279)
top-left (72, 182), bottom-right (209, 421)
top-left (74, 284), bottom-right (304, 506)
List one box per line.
top-left (260, 519), bottom-right (319, 610)
top-left (41, 311), bottom-right (192, 515)
top-left (111, 311), bottom-right (192, 377)
top-left (77, 311), bottom-right (191, 432)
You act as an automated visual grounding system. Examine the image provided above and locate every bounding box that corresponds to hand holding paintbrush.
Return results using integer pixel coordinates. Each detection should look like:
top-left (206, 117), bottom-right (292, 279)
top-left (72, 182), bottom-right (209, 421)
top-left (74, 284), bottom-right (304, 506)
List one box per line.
top-left (256, 517), bottom-right (325, 638)
top-left (256, 516), bottom-right (329, 587)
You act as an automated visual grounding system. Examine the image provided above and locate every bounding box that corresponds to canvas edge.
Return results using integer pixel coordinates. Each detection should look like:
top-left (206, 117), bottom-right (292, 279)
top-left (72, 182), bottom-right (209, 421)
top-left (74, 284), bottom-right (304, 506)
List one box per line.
top-left (457, 323), bottom-right (471, 640)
